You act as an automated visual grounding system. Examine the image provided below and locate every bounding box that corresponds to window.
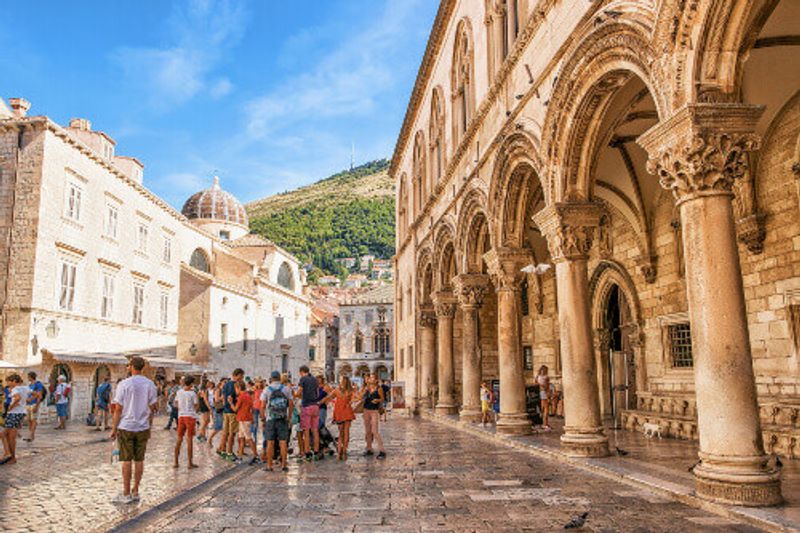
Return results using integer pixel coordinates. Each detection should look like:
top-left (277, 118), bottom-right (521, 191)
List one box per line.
top-left (137, 224), bottom-right (148, 254)
top-left (162, 235), bottom-right (172, 263)
top-left (58, 261), bottom-right (77, 311)
top-left (105, 204), bottom-right (118, 238)
top-left (355, 331), bottom-right (364, 353)
top-left (668, 323), bottom-right (693, 368)
top-left (374, 331), bottom-right (390, 354)
top-left (309, 346), bottom-right (316, 361)
top-left (275, 316), bottom-right (284, 339)
top-left (243, 328), bottom-right (249, 352)
top-left (190, 249), bottom-right (210, 273)
top-left (160, 292), bottom-right (169, 329)
top-left (65, 182), bottom-right (82, 221)
top-left (219, 230), bottom-right (230, 241)
top-left (365, 310), bottom-right (374, 324)
top-left (220, 323), bottom-right (228, 350)
top-left (408, 345), bottom-right (414, 368)
top-left (132, 283), bottom-right (145, 325)
top-left (277, 262), bottom-right (294, 290)
top-left (523, 345), bottom-right (533, 371)
top-left (101, 272), bottom-right (114, 319)
top-left (400, 348), bottom-right (405, 370)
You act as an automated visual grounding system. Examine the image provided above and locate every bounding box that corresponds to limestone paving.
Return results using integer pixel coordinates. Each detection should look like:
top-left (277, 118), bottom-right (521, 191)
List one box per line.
top-left (154, 418), bottom-right (759, 532)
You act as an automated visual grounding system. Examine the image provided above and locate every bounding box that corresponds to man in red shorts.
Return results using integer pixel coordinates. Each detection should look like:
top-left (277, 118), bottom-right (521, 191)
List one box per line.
top-left (174, 375), bottom-right (199, 469)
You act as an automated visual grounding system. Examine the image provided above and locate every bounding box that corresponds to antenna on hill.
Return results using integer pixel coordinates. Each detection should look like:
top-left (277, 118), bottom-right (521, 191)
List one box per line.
top-left (350, 142), bottom-right (355, 172)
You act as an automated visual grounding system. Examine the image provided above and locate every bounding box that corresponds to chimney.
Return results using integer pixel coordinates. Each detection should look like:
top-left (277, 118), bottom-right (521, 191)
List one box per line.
top-left (8, 98), bottom-right (31, 118)
top-left (68, 118), bottom-right (92, 131)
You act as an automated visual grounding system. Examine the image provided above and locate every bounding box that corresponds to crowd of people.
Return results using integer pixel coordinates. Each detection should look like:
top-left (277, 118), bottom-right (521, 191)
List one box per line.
top-left (1, 359), bottom-right (392, 503)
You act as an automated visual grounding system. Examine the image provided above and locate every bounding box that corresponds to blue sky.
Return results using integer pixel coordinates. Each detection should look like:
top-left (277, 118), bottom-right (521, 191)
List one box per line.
top-left (0, 0), bottom-right (437, 208)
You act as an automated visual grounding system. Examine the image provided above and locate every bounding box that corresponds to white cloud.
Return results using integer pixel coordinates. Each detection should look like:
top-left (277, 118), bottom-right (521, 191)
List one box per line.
top-left (111, 0), bottom-right (245, 108)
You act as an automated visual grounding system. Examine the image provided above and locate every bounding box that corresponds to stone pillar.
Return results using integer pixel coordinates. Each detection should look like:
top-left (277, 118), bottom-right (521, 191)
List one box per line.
top-left (639, 103), bottom-right (781, 506)
top-left (453, 274), bottom-right (490, 422)
top-left (418, 307), bottom-right (437, 409)
top-left (534, 203), bottom-right (610, 457)
top-left (432, 291), bottom-right (458, 415)
top-left (483, 248), bottom-right (532, 435)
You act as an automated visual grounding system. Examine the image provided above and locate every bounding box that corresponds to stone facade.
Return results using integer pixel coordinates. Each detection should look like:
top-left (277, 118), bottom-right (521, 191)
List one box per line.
top-left (337, 284), bottom-right (394, 382)
top-left (392, 0), bottom-right (800, 506)
top-left (0, 100), bottom-right (311, 420)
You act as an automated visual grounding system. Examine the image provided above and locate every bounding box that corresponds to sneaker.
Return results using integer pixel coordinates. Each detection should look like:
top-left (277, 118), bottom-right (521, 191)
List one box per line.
top-left (112, 493), bottom-right (133, 504)
top-left (377, 451), bottom-right (386, 460)
top-left (249, 457), bottom-right (259, 465)
top-left (282, 466), bottom-right (289, 472)
top-left (130, 493), bottom-right (141, 502)
top-left (363, 450), bottom-right (374, 457)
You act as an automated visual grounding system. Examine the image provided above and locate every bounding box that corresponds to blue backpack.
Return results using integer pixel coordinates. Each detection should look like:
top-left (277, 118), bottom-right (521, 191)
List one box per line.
top-left (267, 386), bottom-right (288, 420)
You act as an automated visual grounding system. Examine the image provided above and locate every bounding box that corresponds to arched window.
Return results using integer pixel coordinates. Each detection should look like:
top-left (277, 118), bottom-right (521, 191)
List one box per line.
top-left (398, 173), bottom-right (409, 239)
top-left (190, 248), bottom-right (210, 273)
top-left (485, 0), bottom-right (523, 82)
top-left (277, 262), bottom-right (295, 291)
top-left (451, 19), bottom-right (475, 148)
top-left (355, 329), bottom-right (364, 353)
top-left (413, 131), bottom-right (427, 217)
top-left (373, 330), bottom-right (391, 355)
top-left (429, 88), bottom-right (446, 186)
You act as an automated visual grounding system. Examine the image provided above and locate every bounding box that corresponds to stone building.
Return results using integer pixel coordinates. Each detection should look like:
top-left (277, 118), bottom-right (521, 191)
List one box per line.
top-left (336, 284), bottom-right (394, 382)
top-left (0, 98), bottom-right (311, 420)
top-left (392, 0), bottom-right (799, 506)
top-left (309, 304), bottom-right (339, 380)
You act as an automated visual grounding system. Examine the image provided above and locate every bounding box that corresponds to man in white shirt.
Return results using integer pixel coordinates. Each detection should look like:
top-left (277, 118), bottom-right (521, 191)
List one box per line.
top-left (173, 375), bottom-right (199, 469)
top-left (110, 356), bottom-right (158, 504)
top-left (1, 373), bottom-right (29, 465)
top-left (54, 375), bottom-right (71, 430)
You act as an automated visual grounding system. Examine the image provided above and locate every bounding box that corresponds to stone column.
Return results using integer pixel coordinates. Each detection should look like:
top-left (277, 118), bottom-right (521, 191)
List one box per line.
top-left (483, 248), bottom-right (532, 435)
top-left (432, 291), bottom-right (458, 415)
top-left (534, 203), bottom-right (610, 457)
top-left (639, 103), bottom-right (781, 506)
top-left (417, 307), bottom-right (437, 409)
top-left (453, 274), bottom-right (490, 422)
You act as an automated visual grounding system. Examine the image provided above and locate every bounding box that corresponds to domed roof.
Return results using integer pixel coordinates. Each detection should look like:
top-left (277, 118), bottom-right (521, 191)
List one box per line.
top-left (181, 176), bottom-right (248, 226)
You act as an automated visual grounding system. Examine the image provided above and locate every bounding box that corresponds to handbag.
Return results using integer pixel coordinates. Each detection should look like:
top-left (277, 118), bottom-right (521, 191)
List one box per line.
top-left (353, 397), bottom-right (365, 414)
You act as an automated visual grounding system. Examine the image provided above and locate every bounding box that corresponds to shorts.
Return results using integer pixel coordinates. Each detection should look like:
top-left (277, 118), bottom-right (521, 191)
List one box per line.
top-left (222, 413), bottom-right (238, 435)
top-left (117, 429), bottom-right (150, 462)
top-left (481, 400), bottom-right (490, 413)
top-left (237, 420), bottom-right (252, 441)
top-left (26, 405), bottom-right (39, 421)
top-left (177, 416), bottom-right (196, 438)
top-left (300, 405), bottom-right (320, 431)
top-left (96, 402), bottom-right (109, 412)
top-left (264, 418), bottom-right (289, 441)
top-left (56, 403), bottom-right (69, 418)
top-left (3, 412), bottom-right (25, 429)
top-left (539, 391), bottom-right (549, 401)
top-left (213, 411), bottom-right (223, 431)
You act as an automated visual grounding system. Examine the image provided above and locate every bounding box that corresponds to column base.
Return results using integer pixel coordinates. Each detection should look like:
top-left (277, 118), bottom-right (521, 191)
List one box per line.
top-left (435, 403), bottom-right (458, 415)
top-left (497, 412), bottom-right (532, 435)
top-left (459, 406), bottom-right (482, 423)
top-left (694, 453), bottom-right (782, 506)
top-left (560, 427), bottom-right (609, 457)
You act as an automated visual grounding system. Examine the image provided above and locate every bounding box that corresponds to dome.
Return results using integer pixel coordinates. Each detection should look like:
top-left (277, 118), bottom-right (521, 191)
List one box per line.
top-left (181, 176), bottom-right (248, 227)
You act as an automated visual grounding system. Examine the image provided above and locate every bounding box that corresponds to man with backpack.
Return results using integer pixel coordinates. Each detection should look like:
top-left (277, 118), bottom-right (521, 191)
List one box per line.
top-left (24, 371), bottom-right (45, 442)
top-left (96, 376), bottom-right (112, 431)
top-left (54, 375), bottom-right (71, 430)
top-left (260, 371), bottom-right (293, 471)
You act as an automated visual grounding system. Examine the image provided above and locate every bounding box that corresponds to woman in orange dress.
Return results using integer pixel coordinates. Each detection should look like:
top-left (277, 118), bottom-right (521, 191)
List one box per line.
top-left (322, 375), bottom-right (356, 460)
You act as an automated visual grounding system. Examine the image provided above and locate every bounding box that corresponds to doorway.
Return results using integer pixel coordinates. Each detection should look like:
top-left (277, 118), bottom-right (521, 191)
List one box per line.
top-left (603, 284), bottom-right (637, 427)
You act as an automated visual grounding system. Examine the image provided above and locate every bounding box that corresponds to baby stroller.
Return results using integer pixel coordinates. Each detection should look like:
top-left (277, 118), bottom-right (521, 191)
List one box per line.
top-left (319, 425), bottom-right (337, 456)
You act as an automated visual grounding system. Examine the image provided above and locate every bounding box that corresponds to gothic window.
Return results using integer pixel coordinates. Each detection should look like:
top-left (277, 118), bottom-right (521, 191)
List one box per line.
top-left (413, 132), bottom-right (427, 217)
top-left (668, 323), bottom-right (693, 368)
top-left (190, 248), bottom-right (210, 273)
top-left (399, 173), bottom-right (409, 238)
top-left (451, 19), bottom-right (475, 147)
top-left (277, 262), bottom-right (295, 290)
top-left (429, 88), bottom-right (446, 186)
top-left (355, 330), bottom-right (364, 353)
top-left (373, 330), bottom-right (390, 355)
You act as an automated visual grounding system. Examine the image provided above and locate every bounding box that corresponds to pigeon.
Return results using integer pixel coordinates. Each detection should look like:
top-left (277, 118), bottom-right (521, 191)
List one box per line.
top-left (521, 263), bottom-right (552, 275)
top-left (564, 512), bottom-right (589, 529)
top-left (615, 447), bottom-right (629, 456)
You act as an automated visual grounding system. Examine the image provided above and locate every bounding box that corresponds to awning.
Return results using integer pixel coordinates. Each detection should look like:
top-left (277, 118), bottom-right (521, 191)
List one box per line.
top-left (0, 360), bottom-right (21, 369)
top-left (144, 356), bottom-right (205, 373)
top-left (50, 351), bottom-right (129, 365)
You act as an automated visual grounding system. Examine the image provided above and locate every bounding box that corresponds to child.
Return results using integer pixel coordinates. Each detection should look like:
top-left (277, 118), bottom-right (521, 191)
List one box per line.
top-left (234, 381), bottom-right (258, 465)
top-left (1, 374), bottom-right (30, 465)
top-left (174, 375), bottom-right (199, 469)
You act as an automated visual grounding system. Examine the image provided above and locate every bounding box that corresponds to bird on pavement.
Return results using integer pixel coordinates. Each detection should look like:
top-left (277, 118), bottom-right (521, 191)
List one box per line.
top-left (564, 512), bottom-right (589, 529)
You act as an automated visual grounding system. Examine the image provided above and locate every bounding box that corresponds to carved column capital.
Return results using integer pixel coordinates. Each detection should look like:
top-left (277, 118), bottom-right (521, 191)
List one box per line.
top-left (483, 248), bottom-right (531, 292)
top-left (638, 104), bottom-right (765, 204)
top-left (432, 291), bottom-right (457, 318)
top-left (417, 306), bottom-right (437, 329)
top-left (532, 202), bottom-right (605, 262)
top-left (452, 274), bottom-right (490, 309)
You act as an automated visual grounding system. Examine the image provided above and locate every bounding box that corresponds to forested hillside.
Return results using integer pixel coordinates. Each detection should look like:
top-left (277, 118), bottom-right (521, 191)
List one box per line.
top-left (246, 159), bottom-right (395, 276)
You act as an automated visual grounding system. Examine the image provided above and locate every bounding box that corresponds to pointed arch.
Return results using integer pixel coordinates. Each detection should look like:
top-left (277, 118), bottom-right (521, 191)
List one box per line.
top-left (412, 130), bottom-right (427, 217)
top-left (456, 187), bottom-right (492, 274)
top-left (429, 86), bottom-right (447, 188)
top-left (451, 17), bottom-right (476, 149)
top-left (432, 216), bottom-right (458, 290)
top-left (416, 245), bottom-right (435, 306)
top-left (398, 172), bottom-right (409, 240)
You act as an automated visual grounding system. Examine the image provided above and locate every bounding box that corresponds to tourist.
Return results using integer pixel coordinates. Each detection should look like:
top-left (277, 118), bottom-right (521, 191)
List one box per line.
top-left (2, 381), bottom-right (11, 417)
top-left (217, 369), bottom-right (243, 461)
top-left (0, 373), bottom-right (29, 465)
top-left (360, 373), bottom-right (386, 459)
top-left (295, 365), bottom-right (320, 461)
top-left (110, 356), bottom-right (158, 504)
top-left (95, 375), bottom-right (112, 432)
top-left (234, 381), bottom-right (258, 464)
top-left (251, 379), bottom-right (264, 445)
top-left (480, 381), bottom-right (494, 427)
top-left (53, 375), bottom-right (71, 430)
top-left (24, 371), bottom-right (45, 442)
top-left (174, 375), bottom-right (199, 469)
top-left (163, 380), bottom-right (180, 430)
top-left (380, 379), bottom-right (391, 422)
top-left (316, 375), bottom-right (330, 431)
top-left (321, 375), bottom-right (356, 460)
top-left (261, 371), bottom-right (293, 471)
top-left (208, 379), bottom-right (225, 448)
top-left (536, 365), bottom-right (551, 431)
top-left (197, 380), bottom-right (213, 442)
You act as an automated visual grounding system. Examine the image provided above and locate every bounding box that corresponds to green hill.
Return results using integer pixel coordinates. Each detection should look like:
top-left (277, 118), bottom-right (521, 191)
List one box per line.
top-left (246, 159), bottom-right (395, 278)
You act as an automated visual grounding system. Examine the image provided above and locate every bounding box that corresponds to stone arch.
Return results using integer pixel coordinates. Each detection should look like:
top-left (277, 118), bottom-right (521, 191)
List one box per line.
top-left (456, 187), bottom-right (492, 274)
top-left (541, 22), bottom-right (667, 203)
top-left (413, 130), bottom-right (427, 217)
top-left (277, 261), bottom-right (295, 291)
top-left (432, 217), bottom-right (458, 290)
top-left (398, 172), bottom-right (409, 240)
top-left (488, 131), bottom-right (546, 249)
top-left (189, 247), bottom-right (211, 273)
top-left (416, 246), bottom-right (435, 306)
top-left (429, 86), bottom-right (447, 187)
top-left (451, 16), bottom-right (476, 148)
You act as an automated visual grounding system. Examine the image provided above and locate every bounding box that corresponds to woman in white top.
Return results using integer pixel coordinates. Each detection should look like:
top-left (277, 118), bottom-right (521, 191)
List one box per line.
top-left (536, 366), bottom-right (551, 430)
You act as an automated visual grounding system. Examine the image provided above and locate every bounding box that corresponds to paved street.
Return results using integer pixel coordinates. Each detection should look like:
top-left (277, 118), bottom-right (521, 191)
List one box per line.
top-left (153, 417), bottom-right (759, 532)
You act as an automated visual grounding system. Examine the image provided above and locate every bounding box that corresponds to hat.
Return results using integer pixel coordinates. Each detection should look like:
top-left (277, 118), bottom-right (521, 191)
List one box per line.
top-left (270, 371), bottom-right (281, 380)
top-left (57, 375), bottom-right (66, 382)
